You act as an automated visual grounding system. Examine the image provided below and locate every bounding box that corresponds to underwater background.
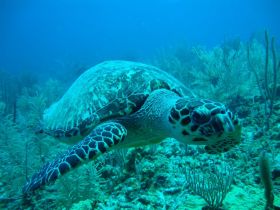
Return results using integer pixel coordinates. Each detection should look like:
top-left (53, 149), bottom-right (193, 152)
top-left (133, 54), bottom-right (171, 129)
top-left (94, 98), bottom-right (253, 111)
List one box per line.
top-left (0, 0), bottom-right (280, 209)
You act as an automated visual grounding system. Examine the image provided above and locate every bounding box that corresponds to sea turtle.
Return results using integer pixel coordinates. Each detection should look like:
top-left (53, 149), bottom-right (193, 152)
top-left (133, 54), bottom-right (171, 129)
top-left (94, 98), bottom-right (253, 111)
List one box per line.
top-left (23, 60), bottom-right (241, 194)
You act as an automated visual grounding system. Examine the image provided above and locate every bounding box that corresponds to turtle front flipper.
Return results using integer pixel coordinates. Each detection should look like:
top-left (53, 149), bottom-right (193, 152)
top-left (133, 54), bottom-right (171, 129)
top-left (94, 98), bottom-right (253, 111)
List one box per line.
top-left (22, 122), bottom-right (127, 194)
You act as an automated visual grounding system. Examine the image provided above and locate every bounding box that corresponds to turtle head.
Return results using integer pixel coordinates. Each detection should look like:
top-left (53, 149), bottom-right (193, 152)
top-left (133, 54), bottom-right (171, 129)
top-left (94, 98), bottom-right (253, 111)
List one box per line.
top-left (167, 98), bottom-right (241, 154)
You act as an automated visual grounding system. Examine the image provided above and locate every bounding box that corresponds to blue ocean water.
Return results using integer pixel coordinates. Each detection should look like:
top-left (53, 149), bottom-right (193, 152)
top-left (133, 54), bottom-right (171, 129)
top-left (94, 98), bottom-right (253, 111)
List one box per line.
top-left (0, 0), bottom-right (279, 78)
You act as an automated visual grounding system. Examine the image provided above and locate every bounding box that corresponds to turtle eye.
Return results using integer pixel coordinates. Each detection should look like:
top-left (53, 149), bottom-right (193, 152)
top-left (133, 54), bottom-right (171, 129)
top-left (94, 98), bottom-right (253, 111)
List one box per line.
top-left (227, 111), bottom-right (233, 119)
top-left (192, 110), bottom-right (210, 124)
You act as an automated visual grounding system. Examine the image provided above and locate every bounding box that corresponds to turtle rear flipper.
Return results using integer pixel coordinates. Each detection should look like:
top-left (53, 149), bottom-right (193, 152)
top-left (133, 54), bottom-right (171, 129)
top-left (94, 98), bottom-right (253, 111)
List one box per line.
top-left (23, 122), bottom-right (127, 194)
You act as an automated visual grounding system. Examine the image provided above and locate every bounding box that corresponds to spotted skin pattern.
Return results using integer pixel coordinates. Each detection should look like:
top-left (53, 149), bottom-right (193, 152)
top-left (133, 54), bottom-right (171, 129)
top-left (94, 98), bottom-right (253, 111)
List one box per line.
top-left (204, 137), bottom-right (239, 154)
top-left (23, 122), bottom-right (127, 194)
top-left (168, 98), bottom-right (240, 154)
